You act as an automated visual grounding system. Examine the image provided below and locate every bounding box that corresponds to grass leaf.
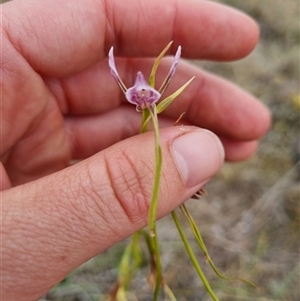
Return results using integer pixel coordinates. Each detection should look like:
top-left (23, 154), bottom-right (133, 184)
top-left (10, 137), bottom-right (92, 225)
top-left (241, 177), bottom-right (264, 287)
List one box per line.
top-left (180, 204), bottom-right (257, 288)
top-left (148, 41), bottom-right (173, 88)
top-left (157, 77), bottom-right (195, 114)
top-left (171, 210), bottom-right (220, 301)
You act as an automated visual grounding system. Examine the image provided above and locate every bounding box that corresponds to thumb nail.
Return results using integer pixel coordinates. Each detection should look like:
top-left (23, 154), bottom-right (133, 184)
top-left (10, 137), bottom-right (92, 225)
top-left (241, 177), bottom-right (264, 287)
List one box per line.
top-left (171, 129), bottom-right (225, 187)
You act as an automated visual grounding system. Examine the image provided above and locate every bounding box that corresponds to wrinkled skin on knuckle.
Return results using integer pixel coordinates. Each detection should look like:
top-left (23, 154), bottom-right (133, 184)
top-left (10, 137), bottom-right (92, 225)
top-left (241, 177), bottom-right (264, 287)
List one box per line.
top-left (75, 162), bottom-right (124, 240)
top-left (102, 149), bottom-right (154, 226)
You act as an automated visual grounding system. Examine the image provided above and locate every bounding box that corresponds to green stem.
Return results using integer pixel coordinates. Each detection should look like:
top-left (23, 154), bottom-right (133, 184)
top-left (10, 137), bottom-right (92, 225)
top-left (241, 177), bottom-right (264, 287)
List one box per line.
top-left (148, 105), bottom-right (162, 231)
top-left (118, 232), bottom-right (142, 291)
top-left (151, 226), bottom-right (162, 300)
top-left (146, 105), bottom-right (163, 300)
top-left (171, 210), bottom-right (220, 301)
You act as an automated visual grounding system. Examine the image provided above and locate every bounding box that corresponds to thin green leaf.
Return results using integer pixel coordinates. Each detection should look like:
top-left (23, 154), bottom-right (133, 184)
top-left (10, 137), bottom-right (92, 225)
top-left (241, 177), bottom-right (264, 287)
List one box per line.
top-left (180, 204), bottom-right (207, 252)
top-left (171, 210), bottom-right (220, 301)
top-left (118, 244), bottom-right (132, 284)
top-left (180, 204), bottom-right (257, 288)
top-left (163, 284), bottom-right (178, 301)
top-left (148, 41), bottom-right (173, 88)
top-left (141, 77), bottom-right (194, 128)
top-left (118, 232), bottom-right (143, 290)
top-left (157, 77), bottom-right (195, 114)
top-left (116, 288), bottom-right (128, 301)
top-left (132, 232), bottom-right (143, 270)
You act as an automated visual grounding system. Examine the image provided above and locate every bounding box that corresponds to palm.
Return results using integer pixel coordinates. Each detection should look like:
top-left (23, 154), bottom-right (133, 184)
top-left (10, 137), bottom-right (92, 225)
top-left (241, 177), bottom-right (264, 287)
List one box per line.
top-left (2, 80), bottom-right (70, 185)
top-left (3, 67), bottom-right (143, 185)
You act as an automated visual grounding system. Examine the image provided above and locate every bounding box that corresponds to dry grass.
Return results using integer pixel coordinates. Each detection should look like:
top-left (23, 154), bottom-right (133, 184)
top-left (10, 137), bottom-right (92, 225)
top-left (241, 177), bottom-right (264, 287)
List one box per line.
top-left (30, 0), bottom-right (299, 300)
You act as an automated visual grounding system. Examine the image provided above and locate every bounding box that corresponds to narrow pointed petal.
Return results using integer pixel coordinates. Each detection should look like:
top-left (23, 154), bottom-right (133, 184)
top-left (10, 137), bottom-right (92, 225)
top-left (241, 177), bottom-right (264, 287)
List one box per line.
top-left (125, 72), bottom-right (161, 109)
top-left (157, 76), bottom-right (195, 114)
top-left (108, 47), bottom-right (127, 93)
top-left (159, 46), bottom-right (181, 94)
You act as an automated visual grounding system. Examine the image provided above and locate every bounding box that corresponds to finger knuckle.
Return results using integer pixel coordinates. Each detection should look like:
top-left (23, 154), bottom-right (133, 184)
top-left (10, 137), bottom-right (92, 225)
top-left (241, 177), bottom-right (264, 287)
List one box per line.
top-left (103, 149), bottom-right (153, 225)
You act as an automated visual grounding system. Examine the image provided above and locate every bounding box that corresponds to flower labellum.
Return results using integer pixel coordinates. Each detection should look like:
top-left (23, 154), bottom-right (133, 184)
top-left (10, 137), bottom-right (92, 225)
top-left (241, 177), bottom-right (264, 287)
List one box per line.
top-left (108, 45), bottom-right (182, 112)
top-left (125, 72), bottom-right (161, 111)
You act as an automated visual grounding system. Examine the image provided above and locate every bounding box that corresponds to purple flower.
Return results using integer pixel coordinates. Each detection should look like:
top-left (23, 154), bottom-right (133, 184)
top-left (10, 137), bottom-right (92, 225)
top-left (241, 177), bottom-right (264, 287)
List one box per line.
top-left (125, 72), bottom-right (161, 111)
top-left (108, 46), bottom-right (181, 111)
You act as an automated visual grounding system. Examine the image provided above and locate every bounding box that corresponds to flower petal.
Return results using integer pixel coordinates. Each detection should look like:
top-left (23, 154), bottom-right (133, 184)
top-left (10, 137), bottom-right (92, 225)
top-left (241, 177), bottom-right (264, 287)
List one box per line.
top-left (158, 46), bottom-right (181, 94)
top-left (125, 72), bottom-right (161, 110)
top-left (108, 47), bottom-right (127, 93)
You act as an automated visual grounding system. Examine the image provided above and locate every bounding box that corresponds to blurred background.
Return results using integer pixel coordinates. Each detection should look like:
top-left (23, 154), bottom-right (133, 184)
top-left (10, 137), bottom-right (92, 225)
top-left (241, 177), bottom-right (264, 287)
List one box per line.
top-left (4, 0), bottom-right (298, 300)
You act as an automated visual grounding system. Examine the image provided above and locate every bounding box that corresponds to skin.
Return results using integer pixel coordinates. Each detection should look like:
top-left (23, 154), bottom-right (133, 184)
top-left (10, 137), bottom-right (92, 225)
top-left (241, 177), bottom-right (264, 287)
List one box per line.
top-left (1, 0), bottom-right (271, 300)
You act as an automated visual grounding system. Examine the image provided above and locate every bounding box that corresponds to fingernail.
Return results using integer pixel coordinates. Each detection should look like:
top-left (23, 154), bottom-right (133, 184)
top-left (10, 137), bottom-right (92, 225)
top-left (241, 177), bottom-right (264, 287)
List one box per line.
top-left (171, 129), bottom-right (225, 187)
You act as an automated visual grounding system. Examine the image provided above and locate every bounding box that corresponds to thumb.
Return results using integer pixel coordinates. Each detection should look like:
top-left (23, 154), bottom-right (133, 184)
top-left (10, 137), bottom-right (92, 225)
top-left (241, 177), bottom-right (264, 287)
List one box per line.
top-left (2, 126), bottom-right (224, 301)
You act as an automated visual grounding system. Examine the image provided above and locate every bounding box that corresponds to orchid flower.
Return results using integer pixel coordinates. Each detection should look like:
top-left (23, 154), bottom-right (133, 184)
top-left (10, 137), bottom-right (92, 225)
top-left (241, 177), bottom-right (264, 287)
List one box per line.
top-left (107, 43), bottom-right (253, 301)
top-left (108, 45), bottom-right (181, 112)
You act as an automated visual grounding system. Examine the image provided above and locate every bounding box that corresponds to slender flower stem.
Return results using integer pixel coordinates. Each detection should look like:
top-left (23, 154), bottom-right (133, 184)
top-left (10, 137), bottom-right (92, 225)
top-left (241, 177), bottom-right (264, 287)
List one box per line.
top-left (148, 105), bottom-right (162, 231)
top-left (146, 105), bottom-right (163, 300)
top-left (150, 226), bottom-right (162, 300)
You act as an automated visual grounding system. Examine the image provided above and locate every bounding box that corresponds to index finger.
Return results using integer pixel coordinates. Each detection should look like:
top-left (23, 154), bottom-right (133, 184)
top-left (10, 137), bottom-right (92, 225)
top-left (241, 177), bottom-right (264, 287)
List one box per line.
top-left (3, 0), bottom-right (259, 77)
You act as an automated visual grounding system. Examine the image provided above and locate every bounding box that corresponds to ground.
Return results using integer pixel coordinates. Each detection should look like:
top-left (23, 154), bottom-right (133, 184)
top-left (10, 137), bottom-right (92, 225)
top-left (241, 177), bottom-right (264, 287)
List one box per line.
top-left (16, 0), bottom-right (299, 300)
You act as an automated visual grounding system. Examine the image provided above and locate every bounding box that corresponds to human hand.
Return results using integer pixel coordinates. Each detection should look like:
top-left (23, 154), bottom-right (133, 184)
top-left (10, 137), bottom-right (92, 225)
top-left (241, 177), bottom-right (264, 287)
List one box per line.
top-left (1, 0), bottom-right (270, 300)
